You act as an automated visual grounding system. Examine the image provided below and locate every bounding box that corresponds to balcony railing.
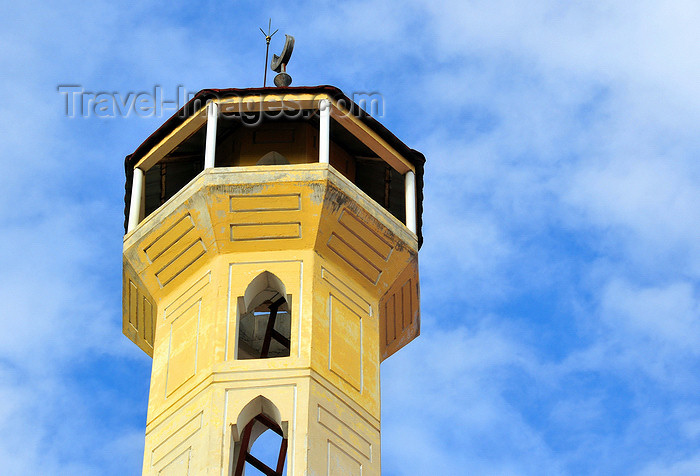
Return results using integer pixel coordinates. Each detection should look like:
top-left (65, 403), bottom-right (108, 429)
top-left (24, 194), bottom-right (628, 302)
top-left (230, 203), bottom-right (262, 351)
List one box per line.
top-left (127, 99), bottom-right (417, 235)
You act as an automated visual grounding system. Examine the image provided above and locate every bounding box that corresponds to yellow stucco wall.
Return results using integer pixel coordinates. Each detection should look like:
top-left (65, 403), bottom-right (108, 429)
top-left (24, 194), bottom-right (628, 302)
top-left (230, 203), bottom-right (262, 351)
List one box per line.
top-left (123, 164), bottom-right (419, 475)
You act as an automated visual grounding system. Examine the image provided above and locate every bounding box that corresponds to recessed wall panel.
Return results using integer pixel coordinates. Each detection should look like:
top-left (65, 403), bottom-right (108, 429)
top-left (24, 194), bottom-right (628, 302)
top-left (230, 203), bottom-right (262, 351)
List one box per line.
top-left (166, 300), bottom-right (201, 396)
top-left (328, 441), bottom-right (362, 476)
top-left (229, 193), bottom-right (301, 212)
top-left (230, 222), bottom-right (301, 241)
top-left (329, 295), bottom-right (363, 391)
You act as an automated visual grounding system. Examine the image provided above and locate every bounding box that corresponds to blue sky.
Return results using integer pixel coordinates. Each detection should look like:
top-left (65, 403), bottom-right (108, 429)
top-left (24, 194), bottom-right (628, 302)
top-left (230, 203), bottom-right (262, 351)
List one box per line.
top-left (1, 1), bottom-right (699, 474)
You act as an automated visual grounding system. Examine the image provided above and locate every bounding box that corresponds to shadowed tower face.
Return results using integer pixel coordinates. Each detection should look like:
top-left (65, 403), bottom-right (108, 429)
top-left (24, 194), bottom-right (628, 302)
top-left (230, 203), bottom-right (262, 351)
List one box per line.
top-left (122, 86), bottom-right (425, 475)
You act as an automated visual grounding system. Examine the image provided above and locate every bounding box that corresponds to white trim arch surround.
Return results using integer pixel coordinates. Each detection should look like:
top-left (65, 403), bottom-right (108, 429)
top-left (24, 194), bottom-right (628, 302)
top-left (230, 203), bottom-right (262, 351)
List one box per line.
top-left (233, 395), bottom-right (286, 440)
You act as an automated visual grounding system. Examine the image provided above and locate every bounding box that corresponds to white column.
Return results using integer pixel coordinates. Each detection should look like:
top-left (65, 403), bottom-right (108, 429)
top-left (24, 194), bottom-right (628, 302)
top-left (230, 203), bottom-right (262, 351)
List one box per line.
top-left (319, 99), bottom-right (330, 164)
top-left (405, 170), bottom-right (417, 234)
top-left (204, 100), bottom-right (219, 169)
top-left (127, 167), bottom-right (145, 233)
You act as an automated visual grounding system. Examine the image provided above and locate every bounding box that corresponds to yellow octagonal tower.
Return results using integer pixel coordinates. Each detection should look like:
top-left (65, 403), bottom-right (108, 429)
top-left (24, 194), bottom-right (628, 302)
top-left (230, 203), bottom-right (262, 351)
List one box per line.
top-left (122, 86), bottom-right (425, 475)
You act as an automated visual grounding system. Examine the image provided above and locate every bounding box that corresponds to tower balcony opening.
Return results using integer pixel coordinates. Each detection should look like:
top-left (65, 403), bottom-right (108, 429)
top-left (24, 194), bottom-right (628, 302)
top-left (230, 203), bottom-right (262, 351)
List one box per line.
top-left (125, 88), bottom-right (424, 245)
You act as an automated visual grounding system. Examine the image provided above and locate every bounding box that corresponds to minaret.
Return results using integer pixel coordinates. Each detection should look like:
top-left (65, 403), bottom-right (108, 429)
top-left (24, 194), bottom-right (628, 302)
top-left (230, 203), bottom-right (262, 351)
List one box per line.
top-left (122, 86), bottom-right (424, 475)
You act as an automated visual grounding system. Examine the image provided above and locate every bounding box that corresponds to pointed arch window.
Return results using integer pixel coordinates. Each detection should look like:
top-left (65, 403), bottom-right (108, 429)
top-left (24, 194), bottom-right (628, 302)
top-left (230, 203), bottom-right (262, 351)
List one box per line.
top-left (231, 396), bottom-right (288, 476)
top-left (233, 413), bottom-right (288, 476)
top-left (237, 272), bottom-right (291, 359)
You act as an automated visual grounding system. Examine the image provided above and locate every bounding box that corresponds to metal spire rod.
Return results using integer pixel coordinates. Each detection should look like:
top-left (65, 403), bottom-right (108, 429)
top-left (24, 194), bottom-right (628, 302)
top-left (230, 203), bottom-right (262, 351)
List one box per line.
top-left (259, 19), bottom-right (278, 87)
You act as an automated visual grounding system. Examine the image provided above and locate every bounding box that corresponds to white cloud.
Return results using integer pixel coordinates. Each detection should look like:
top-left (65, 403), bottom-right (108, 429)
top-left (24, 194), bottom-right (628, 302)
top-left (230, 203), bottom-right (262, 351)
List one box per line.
top-left (600, 279), bottom-right (700, 354)
top-left (563, 154), bottom-right (700, 274)
top-left (382, 320), bottom-right (563, 475)
top-left (2, 0), bottom-right (699, 474)
top-left (0, 1), bottom-right (162, 473)
top-left (637, 455), bottom-right (700, 476)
